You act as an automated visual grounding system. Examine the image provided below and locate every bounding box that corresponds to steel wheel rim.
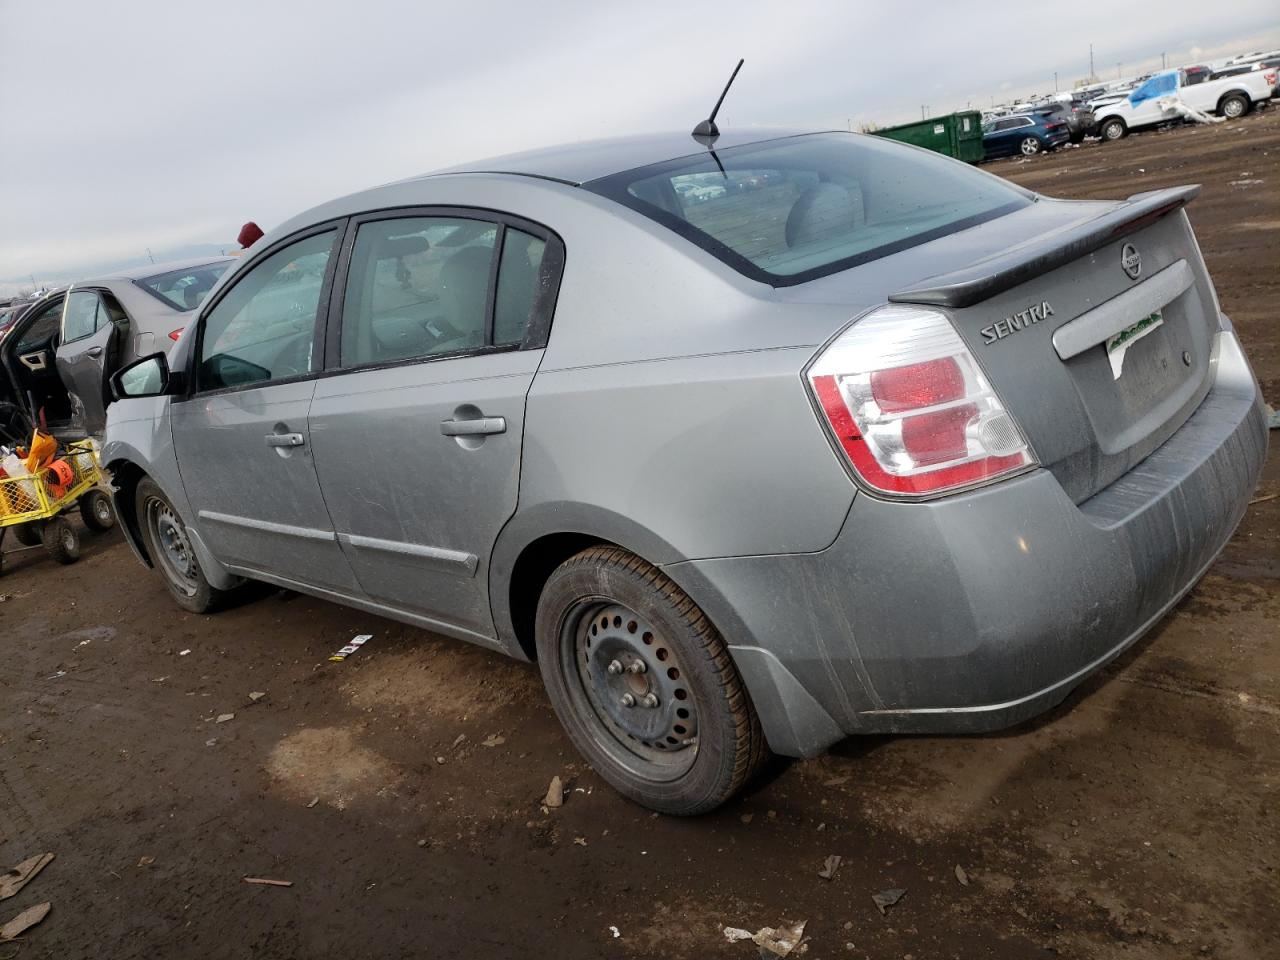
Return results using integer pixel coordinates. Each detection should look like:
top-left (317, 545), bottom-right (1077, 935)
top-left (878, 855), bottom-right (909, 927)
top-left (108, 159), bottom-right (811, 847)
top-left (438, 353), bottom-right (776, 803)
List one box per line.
top-left (60, 526), bottom-right (76, 553)
top-left (1105, 122), bottom-right (1122, 140)
top-left (1021, 137), bottom-right (1040, 155)
top-left (93, 495), bottom-right (112, 525)
top-left (561, 599), bottom-right (699, 781)
top-left (1224, 99), bottom-right (1244, 118)
top-left (147, 497), bottom-right (198, 596)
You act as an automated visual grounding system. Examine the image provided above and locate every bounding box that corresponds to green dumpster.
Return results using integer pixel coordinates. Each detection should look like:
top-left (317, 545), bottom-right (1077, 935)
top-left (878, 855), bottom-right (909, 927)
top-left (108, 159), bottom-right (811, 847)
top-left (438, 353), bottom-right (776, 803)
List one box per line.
top-left (871, 111), bottom-right (985, 163)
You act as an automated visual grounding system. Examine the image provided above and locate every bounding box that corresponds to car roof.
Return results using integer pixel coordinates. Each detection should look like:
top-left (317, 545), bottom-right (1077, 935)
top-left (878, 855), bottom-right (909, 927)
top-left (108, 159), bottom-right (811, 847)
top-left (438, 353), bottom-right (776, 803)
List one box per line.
top-left (79, 255), bottom-right (233, 285)
top-left (423, 128), bottom-right (817, 186)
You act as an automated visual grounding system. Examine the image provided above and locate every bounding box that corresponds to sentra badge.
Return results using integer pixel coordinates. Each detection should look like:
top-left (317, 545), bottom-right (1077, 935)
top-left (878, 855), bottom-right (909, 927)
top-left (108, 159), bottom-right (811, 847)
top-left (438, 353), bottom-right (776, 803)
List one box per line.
top-left (981, 301), bottom-right (1054, 345)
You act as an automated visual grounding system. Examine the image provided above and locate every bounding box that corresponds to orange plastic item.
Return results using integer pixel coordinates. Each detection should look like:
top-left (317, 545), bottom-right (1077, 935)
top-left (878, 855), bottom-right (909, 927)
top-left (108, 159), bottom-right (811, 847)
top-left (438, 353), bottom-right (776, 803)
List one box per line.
top-left (24, 429), bottom-right (56, 473)
top-left (45, 459), bottom-right (74, 500)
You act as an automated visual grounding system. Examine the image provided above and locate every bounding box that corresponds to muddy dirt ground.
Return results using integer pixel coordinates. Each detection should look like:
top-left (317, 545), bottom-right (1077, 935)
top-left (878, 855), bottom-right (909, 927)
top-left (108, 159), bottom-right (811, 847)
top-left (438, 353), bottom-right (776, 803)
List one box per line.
top-left (1, 110), bottom-right (1277, 960)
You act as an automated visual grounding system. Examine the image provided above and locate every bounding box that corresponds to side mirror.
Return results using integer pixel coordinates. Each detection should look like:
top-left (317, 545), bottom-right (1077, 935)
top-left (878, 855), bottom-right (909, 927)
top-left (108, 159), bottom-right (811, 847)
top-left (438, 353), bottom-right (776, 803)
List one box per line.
top-left (110, 353), bottom-right (177, 401)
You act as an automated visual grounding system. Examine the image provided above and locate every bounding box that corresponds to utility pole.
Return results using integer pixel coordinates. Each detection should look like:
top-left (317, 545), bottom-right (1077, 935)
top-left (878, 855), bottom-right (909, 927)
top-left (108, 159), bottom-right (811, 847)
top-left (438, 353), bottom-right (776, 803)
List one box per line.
top-left (921, 104), bottom-right (928, 119)
top-left (1089, 43), bottom-right (1095, 81)
top-left (146, 247), bottom-right (155, 264)
top-left (1161, 51), bottom-right (1167, 69)
top-left (1054, 71), bottom-right (1058, 92)
top-left (1117, 62), bottom-right (1122, 80)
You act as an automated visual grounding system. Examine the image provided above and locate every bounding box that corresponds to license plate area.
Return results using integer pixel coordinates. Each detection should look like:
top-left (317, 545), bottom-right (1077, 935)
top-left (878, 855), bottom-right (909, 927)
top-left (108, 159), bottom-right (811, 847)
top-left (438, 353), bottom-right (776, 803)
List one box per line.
top-left (1066, 293), bottom-right (1207, 456)
top-left (1105, 309), bottom-right (1165, 379)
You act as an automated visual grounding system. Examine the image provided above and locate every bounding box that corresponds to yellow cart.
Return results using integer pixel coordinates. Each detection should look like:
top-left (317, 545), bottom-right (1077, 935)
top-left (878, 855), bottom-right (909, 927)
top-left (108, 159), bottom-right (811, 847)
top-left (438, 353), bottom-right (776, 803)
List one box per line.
top-left (0, 440), bottom-right (116, 574)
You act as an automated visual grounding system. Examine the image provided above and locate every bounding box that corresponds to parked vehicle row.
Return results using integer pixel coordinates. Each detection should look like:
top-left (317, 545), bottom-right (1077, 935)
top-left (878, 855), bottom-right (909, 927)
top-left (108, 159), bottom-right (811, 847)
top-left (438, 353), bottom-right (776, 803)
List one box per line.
top-left (91, 123), bottom-right (1267, 814)
top-left (1092, 67), bottom-right (1277, 141)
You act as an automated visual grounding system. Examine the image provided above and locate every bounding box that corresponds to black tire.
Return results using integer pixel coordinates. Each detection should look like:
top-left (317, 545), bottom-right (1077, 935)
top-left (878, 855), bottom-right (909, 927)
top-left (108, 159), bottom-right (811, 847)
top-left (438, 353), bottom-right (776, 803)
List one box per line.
top-left (79, 489), bottom-right (116, 532)
top-left (1019, 136), bottom-right (1042, 156)
top-left (1069, 130), bottom-right (1085, 144)
top-left (41, 517), bottom-right (80, 565)
top-left (1100, 117), bottom-right (1127, 141)
top-left (535, 546), bottom-right (768, 815)
top-left (1218, 93), bottom-right (1249, 119)
top-left (136, 477), bottom-right (230, 613)
top-left (12, 523), bottom-right (41, 547)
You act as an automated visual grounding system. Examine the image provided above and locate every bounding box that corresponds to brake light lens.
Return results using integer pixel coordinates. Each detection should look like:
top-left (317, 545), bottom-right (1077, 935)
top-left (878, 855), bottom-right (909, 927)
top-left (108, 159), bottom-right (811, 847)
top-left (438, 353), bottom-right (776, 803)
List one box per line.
top-left (168, 328), bottom-right (184, 341)
top-left (807, 305), bottom-right (1036, 496)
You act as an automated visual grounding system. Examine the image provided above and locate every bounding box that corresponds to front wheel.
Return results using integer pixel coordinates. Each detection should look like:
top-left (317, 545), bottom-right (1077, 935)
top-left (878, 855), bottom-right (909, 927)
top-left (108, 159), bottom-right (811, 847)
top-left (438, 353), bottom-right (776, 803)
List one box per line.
top-left (1019, 136), bottom-right (1042, 156)
top-left (1101, 118), bottom-right (1127, 141)
top-left (1219, 93), bottom-right (1248, 119)
top-left (535, 546), bottom-right (768, 815)
top-left (136, 477), bottom-right (231, 613)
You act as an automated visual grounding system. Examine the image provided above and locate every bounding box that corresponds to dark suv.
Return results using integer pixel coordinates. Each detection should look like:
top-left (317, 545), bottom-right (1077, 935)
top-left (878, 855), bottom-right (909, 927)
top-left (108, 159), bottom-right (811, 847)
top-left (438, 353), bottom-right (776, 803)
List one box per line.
top-left (1033, 100), bottom-right (1096, 142)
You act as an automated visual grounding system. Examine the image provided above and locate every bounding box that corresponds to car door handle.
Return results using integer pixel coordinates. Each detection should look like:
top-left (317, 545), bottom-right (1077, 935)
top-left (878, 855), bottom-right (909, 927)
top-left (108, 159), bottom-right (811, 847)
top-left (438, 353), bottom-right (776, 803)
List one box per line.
top-left (440, 416), bottom-right (506, 437)
top-left (86, 346), bottom-right (103, 358)
top-left (265, 433), bottom-right (306, 448)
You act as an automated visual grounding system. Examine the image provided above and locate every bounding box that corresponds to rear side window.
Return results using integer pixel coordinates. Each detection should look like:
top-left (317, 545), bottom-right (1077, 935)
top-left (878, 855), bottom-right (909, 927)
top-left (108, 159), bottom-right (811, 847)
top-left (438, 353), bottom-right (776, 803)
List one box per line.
top-left (339, 217), bottom-right (498, 367)
top-left (139, 262), bottom-right (231, 311)
top-left (494, 229), bottom-right (546, 345)
top-left (585, 132), bottom-right (1030, 286)
top-left (337, 217), bottom-right (552, 368)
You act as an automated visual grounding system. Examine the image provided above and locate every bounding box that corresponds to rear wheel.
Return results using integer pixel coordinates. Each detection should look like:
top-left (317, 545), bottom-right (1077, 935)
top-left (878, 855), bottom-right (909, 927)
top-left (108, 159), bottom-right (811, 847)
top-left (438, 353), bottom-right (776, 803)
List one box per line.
top-left (136, 477), bottom-right (230, 613)
top-left (1219, 93), bottom-right (1248, 119)
top-left (12, 523), bottom-right (41, 548)
top-left (79, 489), bottom-right (116, 532)
top-left (535, 546), bottom-right (768, 815)
top-left (1019, 136), bottom-right (1042, 156)
top-left (1100, 117), bottom-right (1127, 141)
top-left (42, 517), bottom-right (80, 565)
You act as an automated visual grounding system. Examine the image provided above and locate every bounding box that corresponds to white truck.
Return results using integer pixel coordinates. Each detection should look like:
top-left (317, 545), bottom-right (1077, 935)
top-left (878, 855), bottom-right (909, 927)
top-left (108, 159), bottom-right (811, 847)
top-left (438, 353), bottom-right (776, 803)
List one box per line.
top-left (1092, 68), bottom-right (1275, 140)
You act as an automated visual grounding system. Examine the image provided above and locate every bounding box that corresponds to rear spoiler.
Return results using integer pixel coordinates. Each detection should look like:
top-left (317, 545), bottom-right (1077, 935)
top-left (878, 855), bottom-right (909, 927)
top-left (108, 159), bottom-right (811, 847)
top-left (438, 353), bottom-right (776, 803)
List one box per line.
top-left (888, 185), bottom-right (1199, 309)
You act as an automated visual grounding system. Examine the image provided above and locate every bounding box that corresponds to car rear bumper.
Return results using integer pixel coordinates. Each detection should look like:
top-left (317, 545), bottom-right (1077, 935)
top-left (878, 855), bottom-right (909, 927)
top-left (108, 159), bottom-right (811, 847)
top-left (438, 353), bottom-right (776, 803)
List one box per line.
top-left (667, 328), bottom-right (1268, 757)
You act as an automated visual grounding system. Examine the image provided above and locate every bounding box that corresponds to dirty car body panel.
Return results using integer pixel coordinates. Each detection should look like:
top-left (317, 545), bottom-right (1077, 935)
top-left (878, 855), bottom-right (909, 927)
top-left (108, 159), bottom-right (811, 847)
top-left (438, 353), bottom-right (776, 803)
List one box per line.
top-left (103, 130), bottom-right (1268, 768)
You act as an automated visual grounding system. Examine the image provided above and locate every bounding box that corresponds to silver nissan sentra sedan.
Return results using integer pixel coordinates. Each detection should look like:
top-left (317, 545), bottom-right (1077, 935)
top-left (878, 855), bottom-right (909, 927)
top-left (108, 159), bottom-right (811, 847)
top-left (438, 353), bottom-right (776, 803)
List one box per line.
top-left (102, 129), bottom-right (1268, 814)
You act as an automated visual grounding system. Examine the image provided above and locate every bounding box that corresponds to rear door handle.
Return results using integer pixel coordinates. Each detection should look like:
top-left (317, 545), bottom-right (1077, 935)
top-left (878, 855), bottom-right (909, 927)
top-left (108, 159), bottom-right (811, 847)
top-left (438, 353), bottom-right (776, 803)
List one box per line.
top-left (265, 433), bottom-right (306, 448)
top-left (86, 346), bottom-right (103, 358)
top-left (440, 416), bottom-right (506, 437)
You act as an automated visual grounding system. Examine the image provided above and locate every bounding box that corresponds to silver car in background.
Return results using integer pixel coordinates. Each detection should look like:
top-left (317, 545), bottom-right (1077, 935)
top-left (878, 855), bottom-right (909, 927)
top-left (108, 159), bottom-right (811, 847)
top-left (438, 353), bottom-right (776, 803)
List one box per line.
top-left (0, 257), bottom-right (230, 438)
top-left (102, 130), bottom-right (1268, 814)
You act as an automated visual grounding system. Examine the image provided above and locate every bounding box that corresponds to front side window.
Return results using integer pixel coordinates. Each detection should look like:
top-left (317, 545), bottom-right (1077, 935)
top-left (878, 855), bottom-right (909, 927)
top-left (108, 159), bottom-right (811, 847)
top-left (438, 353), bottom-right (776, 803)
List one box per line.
top-left (62, 290), bottom-right (104, 342)
top-left (139, 261), bottom-right (231, 311)
top-left (197, 230), bottom-right (335, 391)
top-left (17, 299), bottom-right (65, 353)
top-left (339, 217), bottom-right (502, 367)
top-left (585, 132), bottom-right (1030, 285)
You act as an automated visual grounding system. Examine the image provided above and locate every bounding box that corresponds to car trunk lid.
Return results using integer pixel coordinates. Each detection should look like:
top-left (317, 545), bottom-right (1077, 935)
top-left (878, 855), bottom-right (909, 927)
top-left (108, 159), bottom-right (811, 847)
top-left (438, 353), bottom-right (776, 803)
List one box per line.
top-left (888, 186), bottom-right (1220, 503)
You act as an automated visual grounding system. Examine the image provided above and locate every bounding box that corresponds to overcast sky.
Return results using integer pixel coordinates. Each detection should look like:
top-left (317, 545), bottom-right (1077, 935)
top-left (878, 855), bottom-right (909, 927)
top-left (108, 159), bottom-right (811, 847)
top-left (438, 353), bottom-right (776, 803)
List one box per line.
top-left (1, 0), bottom-right (1277, 293)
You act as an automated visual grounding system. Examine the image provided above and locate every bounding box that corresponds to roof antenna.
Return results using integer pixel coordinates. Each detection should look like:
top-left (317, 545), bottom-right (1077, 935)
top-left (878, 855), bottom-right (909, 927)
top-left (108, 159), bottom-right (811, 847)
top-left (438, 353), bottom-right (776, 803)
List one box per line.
top-left (692, 58), bottom-right (744, 145)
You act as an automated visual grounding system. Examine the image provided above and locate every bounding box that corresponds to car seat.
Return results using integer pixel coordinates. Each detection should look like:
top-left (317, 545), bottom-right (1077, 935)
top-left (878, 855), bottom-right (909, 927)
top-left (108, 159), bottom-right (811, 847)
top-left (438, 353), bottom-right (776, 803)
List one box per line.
top-left (785, 183), bottom-right (863, 248)
top-left (438, 246), bottom-right (492, 350)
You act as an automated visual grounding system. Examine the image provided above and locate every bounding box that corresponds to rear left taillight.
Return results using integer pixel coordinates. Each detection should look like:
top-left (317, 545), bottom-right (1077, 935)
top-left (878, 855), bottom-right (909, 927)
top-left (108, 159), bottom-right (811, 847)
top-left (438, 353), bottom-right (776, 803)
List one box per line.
top-left (168, 328), bottom-right (184, 341)
top-left (806, 305), bottom-right (1036, 496)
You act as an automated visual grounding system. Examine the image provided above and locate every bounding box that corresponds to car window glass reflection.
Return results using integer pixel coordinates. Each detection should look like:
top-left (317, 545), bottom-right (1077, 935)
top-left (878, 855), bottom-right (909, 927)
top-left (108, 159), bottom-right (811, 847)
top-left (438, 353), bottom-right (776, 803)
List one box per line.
top-left (339, 218), bottom-right (497, 367)
top-left (197, 230), bottom-right (335, 391)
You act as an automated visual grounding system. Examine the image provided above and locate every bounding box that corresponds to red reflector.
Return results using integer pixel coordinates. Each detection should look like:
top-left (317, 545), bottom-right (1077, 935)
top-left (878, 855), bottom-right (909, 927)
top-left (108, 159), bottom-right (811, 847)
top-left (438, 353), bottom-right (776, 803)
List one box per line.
top-left (168, 328), bottom-right (184, 341)
top-left (901, 404), bottom-right (977, 465)
top-left (870, 358), bottom-right (964, 413)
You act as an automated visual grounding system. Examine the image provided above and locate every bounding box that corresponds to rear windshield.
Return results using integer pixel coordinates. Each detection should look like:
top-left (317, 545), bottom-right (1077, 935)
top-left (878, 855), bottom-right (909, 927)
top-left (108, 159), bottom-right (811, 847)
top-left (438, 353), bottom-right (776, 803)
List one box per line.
top-left (585, 133), bottom-right (1030, 285)
top-left (137, 261), bottom-right (232, 311)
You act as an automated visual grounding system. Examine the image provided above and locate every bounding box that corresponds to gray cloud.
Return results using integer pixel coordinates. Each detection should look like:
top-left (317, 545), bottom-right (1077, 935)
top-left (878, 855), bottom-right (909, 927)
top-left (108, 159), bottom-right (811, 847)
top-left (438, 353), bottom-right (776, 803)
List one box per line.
top-left (1, 0), bottom-right (1277, 290)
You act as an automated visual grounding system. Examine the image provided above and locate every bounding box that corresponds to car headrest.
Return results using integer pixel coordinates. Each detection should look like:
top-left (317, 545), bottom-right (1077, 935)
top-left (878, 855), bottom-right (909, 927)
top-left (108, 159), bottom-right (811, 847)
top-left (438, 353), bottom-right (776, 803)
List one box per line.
top-left (785, 183), bottom-right (858, 249)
